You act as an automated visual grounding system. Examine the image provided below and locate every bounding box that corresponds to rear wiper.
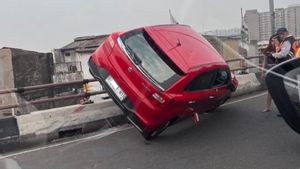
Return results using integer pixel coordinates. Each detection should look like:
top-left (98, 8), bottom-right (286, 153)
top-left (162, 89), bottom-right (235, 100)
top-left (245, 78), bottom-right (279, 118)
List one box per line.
top-left (125, 45), bottom-right (142, 65)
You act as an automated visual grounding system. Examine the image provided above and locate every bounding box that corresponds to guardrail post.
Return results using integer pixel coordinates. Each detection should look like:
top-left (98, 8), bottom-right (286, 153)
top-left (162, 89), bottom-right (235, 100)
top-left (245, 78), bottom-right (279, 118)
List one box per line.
top-left (239, 59), bottom-right (247, 74)
top-left (81, 79), bottom-right (94, 105)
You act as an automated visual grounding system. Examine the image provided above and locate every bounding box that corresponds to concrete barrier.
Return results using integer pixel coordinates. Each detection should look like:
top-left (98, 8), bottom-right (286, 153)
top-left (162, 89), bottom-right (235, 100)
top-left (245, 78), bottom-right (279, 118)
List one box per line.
top-left (232, 73), bottom-right (264, 97)
top-left (0, 100), bottom-right (126, 152)
top-left (0, 117), bottom-right (19, 140)
top-left (0, 73), bottom-right (264, 151)
top-left (16, 100), bottom-right (122, 136)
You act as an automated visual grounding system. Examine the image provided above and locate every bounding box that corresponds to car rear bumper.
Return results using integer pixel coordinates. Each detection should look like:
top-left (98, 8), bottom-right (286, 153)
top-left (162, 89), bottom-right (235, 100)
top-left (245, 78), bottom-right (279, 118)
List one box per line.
top-left (88, 57), bottom-right (146, 132)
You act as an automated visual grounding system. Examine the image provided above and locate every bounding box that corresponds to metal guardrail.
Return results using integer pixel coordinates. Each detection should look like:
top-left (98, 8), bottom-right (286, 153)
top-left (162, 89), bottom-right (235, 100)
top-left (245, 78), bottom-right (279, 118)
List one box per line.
top-left (0, 91), bottom-right (105, 110)
top-left (0, 55), bottom-right (264, 112)
top-left (0, 79), bottom-right (101, 111)
top-left (225, 55), bottom-right (263, 63)
top-left (225, 55), bottom-right (263, 72)
top-left (0, 79), bottom-right (96, 95)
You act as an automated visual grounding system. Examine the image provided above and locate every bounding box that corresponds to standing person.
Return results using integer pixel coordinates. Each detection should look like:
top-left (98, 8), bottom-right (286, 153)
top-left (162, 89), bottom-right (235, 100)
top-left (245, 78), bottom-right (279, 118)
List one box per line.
top-left (272, 28), bottom-right (296, 61)
top-left (262, 34), bottom-right (282, 112)
top-left (267, 28), bottom-right (295, 116)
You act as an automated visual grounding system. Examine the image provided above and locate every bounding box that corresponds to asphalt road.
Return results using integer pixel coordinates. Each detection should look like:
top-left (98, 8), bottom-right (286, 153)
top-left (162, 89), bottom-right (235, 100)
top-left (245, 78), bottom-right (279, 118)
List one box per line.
top-left (1, 91), bottom-right (300, 169)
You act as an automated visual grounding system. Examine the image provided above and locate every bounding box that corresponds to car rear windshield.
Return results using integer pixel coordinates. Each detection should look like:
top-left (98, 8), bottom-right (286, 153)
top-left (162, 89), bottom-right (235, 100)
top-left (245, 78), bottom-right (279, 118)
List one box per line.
top-left (120, 29), bottom-right (183, 90)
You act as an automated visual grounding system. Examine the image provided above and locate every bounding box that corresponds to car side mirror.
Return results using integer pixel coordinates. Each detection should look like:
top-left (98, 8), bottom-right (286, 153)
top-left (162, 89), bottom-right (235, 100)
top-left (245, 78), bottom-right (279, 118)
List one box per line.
top-left (265, 57), bottom-right (300, 134)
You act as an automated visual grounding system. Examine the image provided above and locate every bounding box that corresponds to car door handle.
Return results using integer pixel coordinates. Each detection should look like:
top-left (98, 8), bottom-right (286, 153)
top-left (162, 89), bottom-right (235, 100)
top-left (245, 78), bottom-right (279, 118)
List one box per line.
top-left (189, 100), bottom-right (196, 104)
top-left (209, 96), bottom-right (215, 99)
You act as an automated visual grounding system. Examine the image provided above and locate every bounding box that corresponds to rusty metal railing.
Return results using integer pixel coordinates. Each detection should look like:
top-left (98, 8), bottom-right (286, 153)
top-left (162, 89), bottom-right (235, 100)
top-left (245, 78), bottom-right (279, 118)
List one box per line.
top-left (225, 55), bottom-right (263, 72)
top-left (0, 55), bottom-right (264, 113)
top-left (0, 79), bottom-right (103, 112)
top-left (0, 79), bottom-right (96, 95)
top-left (0, 91), bottom-right (105, 110)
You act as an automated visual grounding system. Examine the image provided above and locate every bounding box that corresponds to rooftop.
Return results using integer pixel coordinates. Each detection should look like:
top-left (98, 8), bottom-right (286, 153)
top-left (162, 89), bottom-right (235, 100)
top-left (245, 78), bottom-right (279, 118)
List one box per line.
top-left (61, 34), bottom-right (109, 52)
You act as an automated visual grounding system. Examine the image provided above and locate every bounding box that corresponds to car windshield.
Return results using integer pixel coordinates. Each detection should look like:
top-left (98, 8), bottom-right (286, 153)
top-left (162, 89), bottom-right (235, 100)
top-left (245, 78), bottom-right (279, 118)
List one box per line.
top-left (120, 30), bottom-right (182, 90)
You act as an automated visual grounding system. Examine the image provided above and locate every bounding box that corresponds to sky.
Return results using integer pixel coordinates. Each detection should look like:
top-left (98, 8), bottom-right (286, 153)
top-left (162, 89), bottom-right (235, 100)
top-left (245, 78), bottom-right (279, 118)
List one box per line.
top-left (0, 0), bottom-right (299, 52)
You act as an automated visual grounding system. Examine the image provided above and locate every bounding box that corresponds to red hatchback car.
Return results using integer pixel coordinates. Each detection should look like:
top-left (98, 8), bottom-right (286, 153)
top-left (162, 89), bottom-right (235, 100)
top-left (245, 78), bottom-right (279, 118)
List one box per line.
top-left (88, 24), bottom-right (238, 140)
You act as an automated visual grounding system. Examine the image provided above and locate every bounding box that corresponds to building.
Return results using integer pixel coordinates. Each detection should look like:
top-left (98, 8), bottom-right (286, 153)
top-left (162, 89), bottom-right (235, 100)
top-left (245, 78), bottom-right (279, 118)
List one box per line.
top-left (259, 11), bottom-right (273, 41)
top-left (275, 8), bottom-right (286, 31)
top-left (204, 34), bottom-right (259, 73)
top-left (245, 5), bottom-right (299, 41)
top-left (0, 48), bottom-right (53, 115)
top-left (0, 47), bottom-right (84, 115)
top-left (245, 10), bottom-right (260, 42)
top-left (203, 28), bottom-right (241, 37)
top-left (286, 5), bottom-right (300, 37)
top-left (54, 35), bottom-right (109, 81)
top-left (203, 26), bottom-right (260, 73)
top-left (54, 35), bottom-right (109, 101)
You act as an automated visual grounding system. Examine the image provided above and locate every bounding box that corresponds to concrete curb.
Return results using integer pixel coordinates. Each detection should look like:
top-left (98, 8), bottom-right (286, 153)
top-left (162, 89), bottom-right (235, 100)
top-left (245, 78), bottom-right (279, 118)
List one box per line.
top-left (0, 100), bottom-right (126, 152)
top-left (232, 73), bottom-right (264, 97)
top-left (0, 73), bottom-right (264, 152)
top-left (16, 100), bottom-right (121, 136)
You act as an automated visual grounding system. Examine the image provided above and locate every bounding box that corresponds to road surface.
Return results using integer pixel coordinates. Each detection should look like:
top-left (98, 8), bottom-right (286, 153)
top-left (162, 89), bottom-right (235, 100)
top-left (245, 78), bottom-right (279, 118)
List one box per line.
top-left (1, 91), bottom-right (300, 169)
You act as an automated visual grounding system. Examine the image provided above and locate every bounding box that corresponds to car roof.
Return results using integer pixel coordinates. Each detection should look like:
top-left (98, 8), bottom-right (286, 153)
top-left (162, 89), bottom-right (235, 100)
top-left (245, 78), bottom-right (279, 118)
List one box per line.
top-left (144, 24), bottom-right (226, 73)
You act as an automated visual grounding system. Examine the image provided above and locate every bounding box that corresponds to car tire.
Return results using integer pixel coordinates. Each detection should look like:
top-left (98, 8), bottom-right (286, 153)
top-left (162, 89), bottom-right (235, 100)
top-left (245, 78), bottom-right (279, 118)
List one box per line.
top-left (207, 97), bottom-right (229, 113)
top-left (207, 105), bottom-right (220, 113)
top-left (142, 120), bottom-right (172, 140)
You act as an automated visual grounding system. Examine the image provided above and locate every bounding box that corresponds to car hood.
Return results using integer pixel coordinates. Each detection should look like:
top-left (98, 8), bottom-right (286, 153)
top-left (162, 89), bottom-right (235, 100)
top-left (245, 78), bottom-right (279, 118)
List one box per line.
top-left (144, 25), bottom-right (226, 73)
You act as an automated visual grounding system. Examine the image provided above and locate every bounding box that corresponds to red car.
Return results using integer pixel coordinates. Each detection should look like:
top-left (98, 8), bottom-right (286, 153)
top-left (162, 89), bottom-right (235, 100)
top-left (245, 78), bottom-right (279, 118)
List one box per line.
top-left (88, 24), bottom-right (238, 140)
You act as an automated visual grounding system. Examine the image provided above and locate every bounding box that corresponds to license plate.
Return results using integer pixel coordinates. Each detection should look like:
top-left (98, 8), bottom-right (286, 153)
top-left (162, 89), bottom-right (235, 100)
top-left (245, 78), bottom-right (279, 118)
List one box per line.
top-left (105, 76), bottom-right (127, 101)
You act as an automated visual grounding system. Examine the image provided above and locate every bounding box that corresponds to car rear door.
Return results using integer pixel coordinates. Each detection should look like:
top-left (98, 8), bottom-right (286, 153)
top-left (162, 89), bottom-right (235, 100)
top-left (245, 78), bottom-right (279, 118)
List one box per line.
top-left (181, 70), bottom-right (218, 114)
top-left (207, 68), bottom-right (232, 105)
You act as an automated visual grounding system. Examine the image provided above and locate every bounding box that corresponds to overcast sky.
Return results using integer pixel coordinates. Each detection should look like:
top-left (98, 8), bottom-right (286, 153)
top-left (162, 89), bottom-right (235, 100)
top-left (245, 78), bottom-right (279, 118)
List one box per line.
top-left (0, 0), bottom-right (299, 52)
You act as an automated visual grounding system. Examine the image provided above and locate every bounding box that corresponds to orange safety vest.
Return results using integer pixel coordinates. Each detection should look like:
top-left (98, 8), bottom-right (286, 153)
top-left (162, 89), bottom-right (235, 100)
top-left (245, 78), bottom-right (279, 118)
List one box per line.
top-left (297, 48), bottom-right (300, 57)
top-left (292, 41), bottom-right (298, 56)
top-left (285, 36), bottom-right (298, 57)
top-left (275, 44), bottom-right (281, 53)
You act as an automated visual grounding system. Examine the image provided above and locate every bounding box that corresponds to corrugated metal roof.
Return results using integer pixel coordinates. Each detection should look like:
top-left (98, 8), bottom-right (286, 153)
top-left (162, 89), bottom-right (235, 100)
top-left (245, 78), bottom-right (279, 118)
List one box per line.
top-left (61, 34), bottom-right (109, 51)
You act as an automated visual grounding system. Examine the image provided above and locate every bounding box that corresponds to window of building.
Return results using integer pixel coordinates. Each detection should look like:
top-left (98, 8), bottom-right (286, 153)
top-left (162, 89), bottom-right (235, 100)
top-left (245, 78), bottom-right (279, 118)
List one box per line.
top-left (64, 52), bottom-right (71, 57)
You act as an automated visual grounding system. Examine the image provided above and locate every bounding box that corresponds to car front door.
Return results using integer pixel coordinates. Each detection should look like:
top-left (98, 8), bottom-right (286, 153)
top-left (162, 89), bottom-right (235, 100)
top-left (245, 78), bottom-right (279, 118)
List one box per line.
top-left (208, 68), bottom-right (232, 106)
top-left (181, 70), bottom-right (218, 115)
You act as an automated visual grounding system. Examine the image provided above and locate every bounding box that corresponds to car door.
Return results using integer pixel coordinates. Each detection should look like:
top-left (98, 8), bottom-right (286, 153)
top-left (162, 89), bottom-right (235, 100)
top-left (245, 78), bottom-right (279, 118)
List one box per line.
top-left (181, 70), bottom-right (218, 115)
top-left (208, 68), bottom-right (232, 105)
top-left (265, 57), bottom-right (300, 134)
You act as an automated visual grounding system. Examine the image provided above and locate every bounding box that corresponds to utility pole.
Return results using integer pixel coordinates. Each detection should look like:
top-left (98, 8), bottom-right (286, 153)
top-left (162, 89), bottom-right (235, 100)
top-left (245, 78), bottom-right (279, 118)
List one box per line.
top-left (269, 0), bottom-right (275, 33)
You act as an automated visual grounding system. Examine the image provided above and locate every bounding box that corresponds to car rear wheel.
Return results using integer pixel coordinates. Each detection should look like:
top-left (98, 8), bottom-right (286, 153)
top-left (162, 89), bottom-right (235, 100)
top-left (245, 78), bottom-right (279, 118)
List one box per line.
top-left (207, 106), bottom-right (219, 113)
top-left (207, 97), bottom-right (229, 113)
top-left (142, 117), bottom-right (178, 140)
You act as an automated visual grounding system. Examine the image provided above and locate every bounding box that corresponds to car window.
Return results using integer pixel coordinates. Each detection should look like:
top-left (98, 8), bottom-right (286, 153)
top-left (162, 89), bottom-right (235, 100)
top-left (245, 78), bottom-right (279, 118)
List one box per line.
top-left (186, 68), bottom-right (230, 92)
top-left (120, 30), bottom-right (183, 90)
top-left (185, 71), bottom-right (216, 91)
top-left (213, 69), bottom-right (230, 87)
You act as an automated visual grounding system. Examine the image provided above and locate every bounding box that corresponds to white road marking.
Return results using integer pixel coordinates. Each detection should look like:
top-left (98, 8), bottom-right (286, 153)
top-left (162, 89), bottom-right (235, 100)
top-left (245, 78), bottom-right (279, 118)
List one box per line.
top-left (222, 92), bottom-right (267, 106)
top-left (2, 92), bottom-right (267, 158)
top-left (1, 125), bottom-right (133, 159)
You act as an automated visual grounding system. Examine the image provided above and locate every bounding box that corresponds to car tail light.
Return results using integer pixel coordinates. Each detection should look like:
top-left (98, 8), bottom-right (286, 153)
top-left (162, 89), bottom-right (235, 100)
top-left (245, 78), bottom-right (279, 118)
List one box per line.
top-left (103, 37), bottom-right (114, 54)
top-left (108, 36), bottom-right (115, 48)
top-left (152, 93), bottom-right (166, 104)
